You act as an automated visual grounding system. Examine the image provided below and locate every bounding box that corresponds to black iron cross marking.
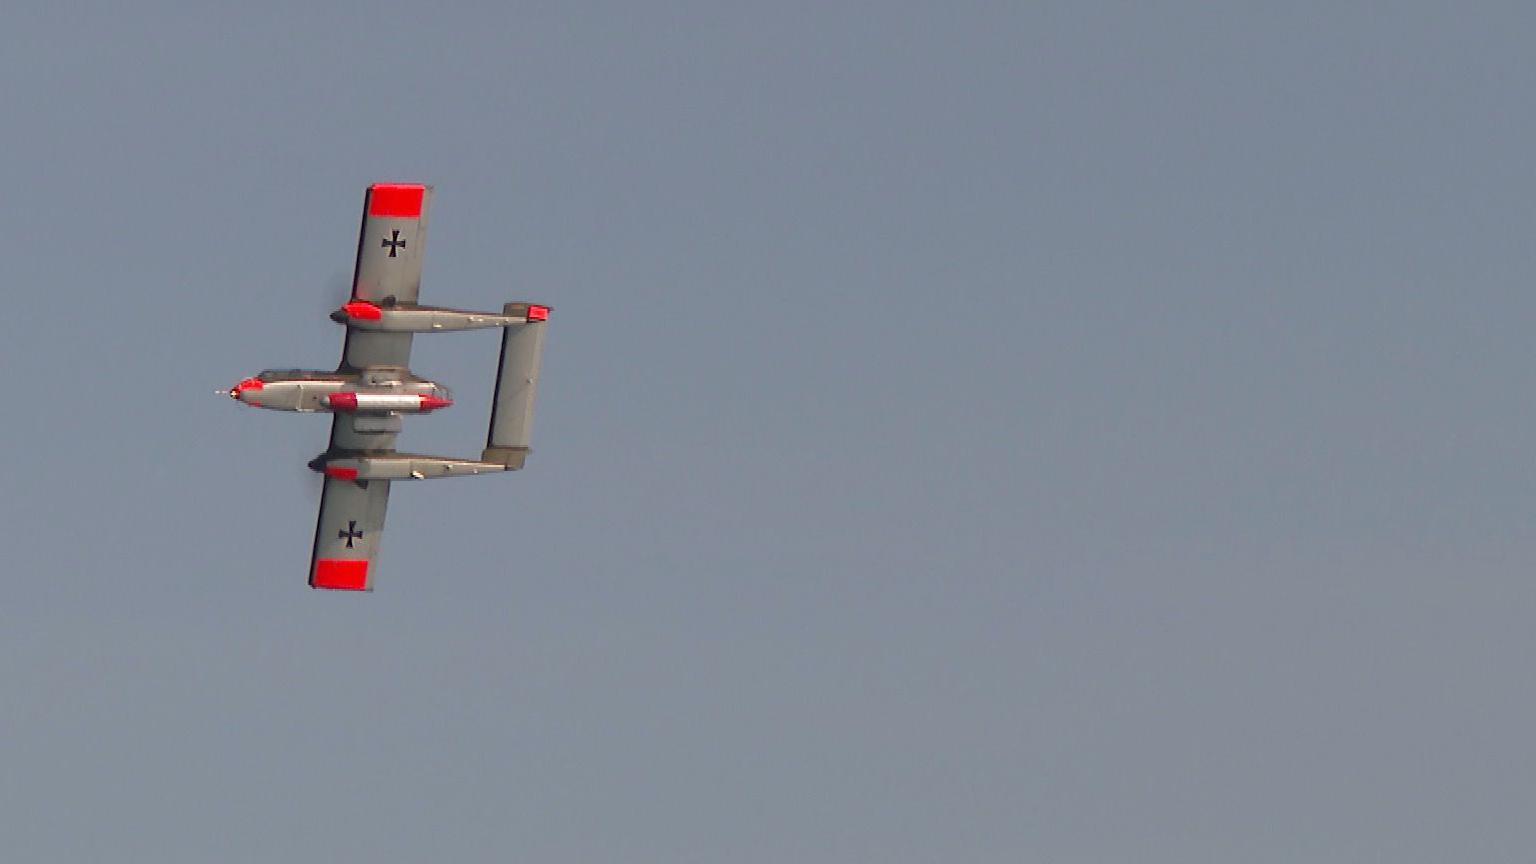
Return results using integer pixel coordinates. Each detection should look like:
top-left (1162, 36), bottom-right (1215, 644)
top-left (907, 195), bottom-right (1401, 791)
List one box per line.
top-left (339, 520), bottom-right (364, 548)
top-left (382, 230), bottom-right (406, 257)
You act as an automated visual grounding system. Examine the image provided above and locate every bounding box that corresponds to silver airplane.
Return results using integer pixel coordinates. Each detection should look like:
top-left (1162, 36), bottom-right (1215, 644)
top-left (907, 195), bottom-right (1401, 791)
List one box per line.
top-left (224, 184), bottom-right (550, 591)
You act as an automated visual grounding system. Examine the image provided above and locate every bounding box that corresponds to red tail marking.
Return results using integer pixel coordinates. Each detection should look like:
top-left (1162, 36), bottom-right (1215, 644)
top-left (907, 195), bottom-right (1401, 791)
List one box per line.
top-left (527, 304), bottom-right (550, 322)
top-left (324, 466), bottom-right (359, 481)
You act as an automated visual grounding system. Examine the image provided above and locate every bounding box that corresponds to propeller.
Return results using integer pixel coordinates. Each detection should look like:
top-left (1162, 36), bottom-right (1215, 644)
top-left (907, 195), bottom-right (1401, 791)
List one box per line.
top-left (294, 272), bottom-right (349, 505)
top-left (322, 270), bottom-right (353, 315)
top-left (293, 453), bottom-right (329, 513)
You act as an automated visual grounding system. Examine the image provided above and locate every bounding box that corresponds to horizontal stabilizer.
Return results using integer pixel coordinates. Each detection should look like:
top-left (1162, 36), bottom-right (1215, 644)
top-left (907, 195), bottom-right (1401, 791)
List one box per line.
top-left (483, 303), bottom-right (549, 468)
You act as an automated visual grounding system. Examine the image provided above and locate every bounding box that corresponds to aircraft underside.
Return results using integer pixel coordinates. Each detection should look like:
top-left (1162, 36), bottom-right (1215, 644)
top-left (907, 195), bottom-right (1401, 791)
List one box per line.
top-left (224, 183), bottom-right (550, 591)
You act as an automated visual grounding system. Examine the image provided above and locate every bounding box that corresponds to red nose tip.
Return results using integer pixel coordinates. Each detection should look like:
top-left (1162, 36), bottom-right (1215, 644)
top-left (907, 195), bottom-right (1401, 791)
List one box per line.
top-left (327, 392), bottom-right (359, 411)
top-left (232, 377), bottom-right (264, 403)
top-left (420, 395), bottom-right (452, 411)
top-left (342, 302), bottom-right (383, 321)
top-left (324, 466), bottom-right (360, 481)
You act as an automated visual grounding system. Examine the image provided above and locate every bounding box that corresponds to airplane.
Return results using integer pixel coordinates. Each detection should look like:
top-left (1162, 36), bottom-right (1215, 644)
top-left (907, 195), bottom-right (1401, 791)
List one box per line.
top-left (223, 183), bottom-right (550, 591)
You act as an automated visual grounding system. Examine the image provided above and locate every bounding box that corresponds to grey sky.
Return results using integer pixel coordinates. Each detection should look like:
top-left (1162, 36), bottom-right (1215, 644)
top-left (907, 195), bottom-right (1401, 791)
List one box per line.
top-left (2, 2), bottom-right (1534, 861)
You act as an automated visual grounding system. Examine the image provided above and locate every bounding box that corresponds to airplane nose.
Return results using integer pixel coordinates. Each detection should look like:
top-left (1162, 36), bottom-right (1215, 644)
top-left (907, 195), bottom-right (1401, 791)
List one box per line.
top-left (231, 377), bottom-right (264, 402)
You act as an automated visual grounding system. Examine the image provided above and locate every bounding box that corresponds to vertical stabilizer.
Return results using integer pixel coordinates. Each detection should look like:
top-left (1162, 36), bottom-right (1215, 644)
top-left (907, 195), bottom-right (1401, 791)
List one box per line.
top-left (482, 303), bottom-right (549, 469)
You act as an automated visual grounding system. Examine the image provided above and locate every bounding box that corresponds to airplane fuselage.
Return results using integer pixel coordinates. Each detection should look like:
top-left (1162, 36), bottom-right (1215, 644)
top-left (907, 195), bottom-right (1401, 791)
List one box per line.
top-left (226, 368), bottom-right (453, 414)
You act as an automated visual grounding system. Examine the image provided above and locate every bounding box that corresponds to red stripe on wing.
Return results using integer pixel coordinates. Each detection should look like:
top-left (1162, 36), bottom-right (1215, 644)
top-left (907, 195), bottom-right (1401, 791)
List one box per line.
top-left (368, 184), bottom-right (426, 218)
top-left (312, 559), bottom-right (369, 591)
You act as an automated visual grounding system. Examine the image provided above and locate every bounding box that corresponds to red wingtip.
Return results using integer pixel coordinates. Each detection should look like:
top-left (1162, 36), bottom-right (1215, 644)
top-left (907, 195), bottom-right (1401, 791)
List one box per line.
top-left (326, 392), bottom-right (359, 411)
top-left (419, 395), bottom-right (453, 411)
top-left (324, 466), bottom-right (359, 481)
top-left (527, 304), bottom-right (550, 322)
top-left (343, 301), bottom-right (383, 321)
top-left (368, 184), bottom-right (426, 218)
top-left (312, 559), bottom-right (369, 591)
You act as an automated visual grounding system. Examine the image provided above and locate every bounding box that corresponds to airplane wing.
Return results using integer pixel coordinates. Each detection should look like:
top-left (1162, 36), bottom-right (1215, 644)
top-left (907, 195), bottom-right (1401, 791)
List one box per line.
top-left (309, 476), bottom-right (392, 591)
top-left (310, 183), bottom-right (430, 590)
top-left (341, 183), bottom-right (432, 370)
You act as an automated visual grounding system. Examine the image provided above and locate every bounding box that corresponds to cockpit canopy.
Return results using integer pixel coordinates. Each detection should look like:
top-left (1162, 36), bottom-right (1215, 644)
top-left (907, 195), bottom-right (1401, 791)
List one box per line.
top-left (257, 369), bottom-right (337, 382)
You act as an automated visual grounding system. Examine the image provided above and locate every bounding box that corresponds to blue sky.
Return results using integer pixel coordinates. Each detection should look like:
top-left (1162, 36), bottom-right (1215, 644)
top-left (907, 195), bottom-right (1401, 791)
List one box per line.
top-left (2, 3), bottom-right (1535, 861)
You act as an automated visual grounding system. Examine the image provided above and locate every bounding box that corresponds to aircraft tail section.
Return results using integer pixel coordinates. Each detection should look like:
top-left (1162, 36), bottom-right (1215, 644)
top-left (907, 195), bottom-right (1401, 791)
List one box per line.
top-left (481, 302), bottom-right (549, 469)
